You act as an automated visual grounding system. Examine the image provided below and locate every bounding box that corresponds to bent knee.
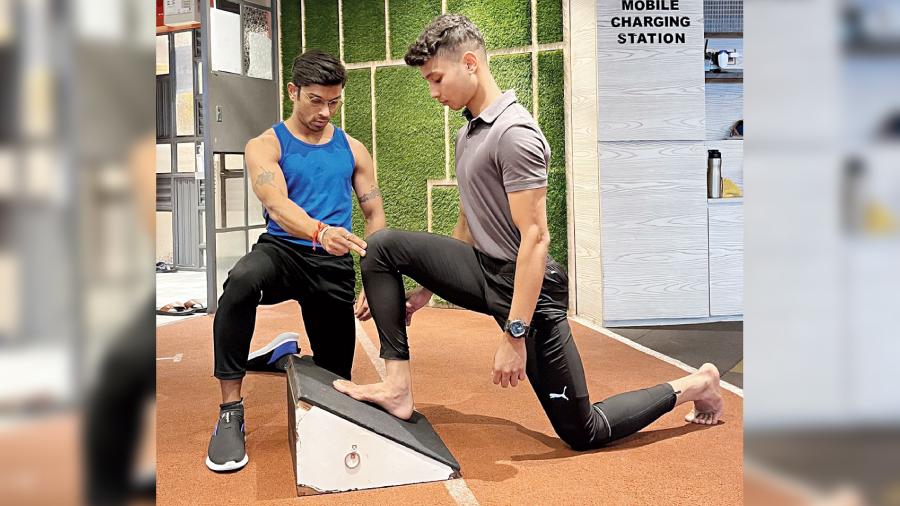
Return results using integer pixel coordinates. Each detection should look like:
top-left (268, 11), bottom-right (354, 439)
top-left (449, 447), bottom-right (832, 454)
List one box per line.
top-left (361, 228), bottom-right (400, 267)
top-left (365, 228), bottom-right (399, 250)
top-left (561, 433), bottom-right (597, 452)
top-left (221, 266), bottom-right (261, 301)
top-left (556, 423), bottom-right (607, 451)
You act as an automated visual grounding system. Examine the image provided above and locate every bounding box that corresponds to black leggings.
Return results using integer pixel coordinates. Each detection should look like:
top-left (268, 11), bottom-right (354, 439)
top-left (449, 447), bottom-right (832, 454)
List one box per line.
top-left (360, 229), bottom-right (677, 450)
top-left (213, 233), bottom-right (356, 381)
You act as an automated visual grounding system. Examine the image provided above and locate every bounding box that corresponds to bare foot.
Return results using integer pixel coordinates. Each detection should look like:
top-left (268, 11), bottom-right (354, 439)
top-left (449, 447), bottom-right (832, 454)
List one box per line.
top-left (333, 380), bottom-right (415, 420)
top-left (683, 363), bottom-right (724, 425)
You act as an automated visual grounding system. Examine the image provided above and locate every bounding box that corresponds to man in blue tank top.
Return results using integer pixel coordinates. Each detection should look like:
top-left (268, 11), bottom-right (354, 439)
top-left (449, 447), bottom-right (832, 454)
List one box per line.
top-left (206, 50), bottom-right (385, 472)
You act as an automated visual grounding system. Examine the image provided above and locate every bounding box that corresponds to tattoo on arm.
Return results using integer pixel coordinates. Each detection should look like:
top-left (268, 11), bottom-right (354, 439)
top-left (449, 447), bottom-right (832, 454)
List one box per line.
top-left (358, 186), bottom-right (382, 204)
top-left (255, 168), bottom-right (277, 189)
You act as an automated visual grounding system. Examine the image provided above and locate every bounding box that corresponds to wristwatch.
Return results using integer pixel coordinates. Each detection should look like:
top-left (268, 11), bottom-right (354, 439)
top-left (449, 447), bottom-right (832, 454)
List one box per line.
top-left (504, 319), bottom-right (530, 339)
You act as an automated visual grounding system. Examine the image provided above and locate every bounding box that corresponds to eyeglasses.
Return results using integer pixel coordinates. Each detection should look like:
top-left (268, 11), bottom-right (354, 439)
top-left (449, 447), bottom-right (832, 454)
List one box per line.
top-left (302, 92), bottom-right (342, 112)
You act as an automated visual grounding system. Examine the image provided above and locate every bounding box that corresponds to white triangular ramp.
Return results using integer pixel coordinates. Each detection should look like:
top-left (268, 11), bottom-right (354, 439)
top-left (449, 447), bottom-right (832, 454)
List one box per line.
top-left (286, 355), bottom-right (461, 496)
top-left (291, 405), bottom-right (458, 494)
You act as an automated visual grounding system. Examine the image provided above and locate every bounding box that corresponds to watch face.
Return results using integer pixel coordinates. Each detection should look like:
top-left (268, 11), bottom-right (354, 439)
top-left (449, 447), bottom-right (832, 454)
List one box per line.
top-left (509, 320), bottom-right (526, 337)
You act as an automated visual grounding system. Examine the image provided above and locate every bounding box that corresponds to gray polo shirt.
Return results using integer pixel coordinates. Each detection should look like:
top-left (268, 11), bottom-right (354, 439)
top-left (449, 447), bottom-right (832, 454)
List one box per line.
top-left (455, 90), bottom-right (551, 262)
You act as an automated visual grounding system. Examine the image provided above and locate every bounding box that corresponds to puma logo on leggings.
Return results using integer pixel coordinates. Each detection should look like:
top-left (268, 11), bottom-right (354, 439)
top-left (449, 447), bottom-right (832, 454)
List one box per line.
top-left (550, 386), bottom-right (569, 401)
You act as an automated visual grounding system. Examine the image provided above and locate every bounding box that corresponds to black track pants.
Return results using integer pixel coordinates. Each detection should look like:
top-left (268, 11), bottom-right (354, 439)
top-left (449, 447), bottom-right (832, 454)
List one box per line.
top-left (213, 233), bottom-right (356, 380)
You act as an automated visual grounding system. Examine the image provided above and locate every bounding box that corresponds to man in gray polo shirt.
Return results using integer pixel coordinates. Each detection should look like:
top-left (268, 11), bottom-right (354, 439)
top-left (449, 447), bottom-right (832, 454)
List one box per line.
top-left (335, 14), bottom-right (724, 449)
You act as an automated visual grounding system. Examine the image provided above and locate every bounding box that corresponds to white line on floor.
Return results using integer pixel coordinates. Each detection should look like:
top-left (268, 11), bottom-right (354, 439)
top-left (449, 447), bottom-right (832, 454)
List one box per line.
top-left (353, 321), bottom-right (386, 379)
top-left (353, 320), bottom-right (480, 506)
top-left (443, 478), bottom-right (481, 505)
top-left (570, 316), bottom-right (744, 398)
top-left (156, 353), bottom-right (183, 363)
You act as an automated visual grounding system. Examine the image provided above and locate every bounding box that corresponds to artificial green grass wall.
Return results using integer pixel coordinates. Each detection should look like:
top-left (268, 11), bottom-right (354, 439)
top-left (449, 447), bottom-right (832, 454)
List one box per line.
top-left (538, 51), bottom-right (563, 164)
top-left (447, 0), bottom-right (531, 49)
top-left (547, 170), bottom-right (568, 265)
top-left (343, 69), bottom-right (372, 150)
top-left (431, 186), bottom-right (460, 236)
top-left (491, 53), bottom-right (533, 114)
top-left (280, 0), bottom-right (302, 119)
top-left (374, 66), bottom-right (445, 233)
top-left (537, 0), bottom-right (563, 44)
top-left (538, 50), bottom-right (567, 266)
top-left (304, 0), bottom-right (339, 57)
top-left (343, 0), bottom-right (386, 63)
top-left (389, 0), bottom-right (442, 61)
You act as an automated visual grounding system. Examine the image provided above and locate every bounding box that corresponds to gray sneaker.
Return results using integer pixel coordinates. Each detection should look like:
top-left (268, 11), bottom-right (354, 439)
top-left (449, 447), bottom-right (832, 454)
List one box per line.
top-left (205, 400), bottom-right (248, 472)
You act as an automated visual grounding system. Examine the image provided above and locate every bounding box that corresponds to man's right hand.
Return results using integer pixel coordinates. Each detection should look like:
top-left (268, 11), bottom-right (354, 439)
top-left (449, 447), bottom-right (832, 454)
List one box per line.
top-left (404, 287), bottom-right (432, 326)
top-left (320, 226), bottom-right (367, 257)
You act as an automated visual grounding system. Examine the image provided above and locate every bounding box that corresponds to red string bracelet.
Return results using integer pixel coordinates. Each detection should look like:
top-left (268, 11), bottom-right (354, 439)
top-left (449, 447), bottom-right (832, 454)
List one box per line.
top-left (312, 221), bottom-right (326, 251)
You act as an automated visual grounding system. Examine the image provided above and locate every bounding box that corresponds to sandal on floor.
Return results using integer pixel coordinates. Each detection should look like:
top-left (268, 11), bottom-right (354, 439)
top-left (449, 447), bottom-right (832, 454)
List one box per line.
top-left (183, 299), bottom-right (207, 314)
top-left (156, 262), bottom-right (178, 273)
top-left (156, 302), bottom-right (196, 316)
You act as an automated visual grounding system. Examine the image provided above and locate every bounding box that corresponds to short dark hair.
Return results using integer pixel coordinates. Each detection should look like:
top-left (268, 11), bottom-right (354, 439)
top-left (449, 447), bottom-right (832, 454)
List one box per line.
top-left (291, 49), bottom-right (346, 88)
top-left (404, 14), bottom-right (485, 67)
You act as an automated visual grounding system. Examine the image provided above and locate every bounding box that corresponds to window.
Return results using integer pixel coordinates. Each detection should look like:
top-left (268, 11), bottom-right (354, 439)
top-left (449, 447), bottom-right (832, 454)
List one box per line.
top-left (243, 5), bottom-right (272, 79)
top-left (156, 35), bottom-right (170, 75)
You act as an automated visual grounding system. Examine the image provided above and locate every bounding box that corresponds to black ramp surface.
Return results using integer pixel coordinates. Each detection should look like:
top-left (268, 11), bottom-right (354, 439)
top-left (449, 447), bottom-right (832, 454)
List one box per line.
top-left (286, 355), bottom-right (461, 472)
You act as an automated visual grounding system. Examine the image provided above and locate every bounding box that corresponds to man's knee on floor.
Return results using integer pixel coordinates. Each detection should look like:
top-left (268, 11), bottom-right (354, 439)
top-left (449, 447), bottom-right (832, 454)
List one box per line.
top-left (559, 431), bottom-right (597, 452)
top-left (555, 422), bottom-right (602, 451)
top-left (553, 408), bottom-right (616, 451)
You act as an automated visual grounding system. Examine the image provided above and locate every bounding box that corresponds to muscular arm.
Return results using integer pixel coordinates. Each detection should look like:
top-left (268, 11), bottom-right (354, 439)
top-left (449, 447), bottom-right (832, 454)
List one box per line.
top-left (506, 187), bottom-right (550, 327)
top-left (245, 131), bottom-right (319, 241)
top-left (348, 137), bottom-right (386, 237)
top-left (489, 187), bottom-right (548, 388)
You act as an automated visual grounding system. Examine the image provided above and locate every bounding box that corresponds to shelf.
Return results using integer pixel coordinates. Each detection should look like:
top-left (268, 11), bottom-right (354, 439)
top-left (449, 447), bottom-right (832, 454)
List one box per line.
top-left (708, 197), bottom-right (743, 205)
top-left (706, 70), bottom-right (743, 83)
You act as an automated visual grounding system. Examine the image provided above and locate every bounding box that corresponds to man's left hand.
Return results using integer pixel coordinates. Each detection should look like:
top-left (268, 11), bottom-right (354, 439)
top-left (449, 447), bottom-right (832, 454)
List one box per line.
top-left (492, 333), bottom-right (527, 388)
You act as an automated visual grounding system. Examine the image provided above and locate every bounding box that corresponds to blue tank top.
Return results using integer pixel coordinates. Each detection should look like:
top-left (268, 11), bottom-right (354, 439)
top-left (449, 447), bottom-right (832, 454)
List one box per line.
top-left (266, 122), bottom-right (354, 247)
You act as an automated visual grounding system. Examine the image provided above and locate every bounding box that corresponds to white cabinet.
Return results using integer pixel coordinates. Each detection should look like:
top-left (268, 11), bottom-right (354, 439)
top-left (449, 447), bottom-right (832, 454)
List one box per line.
top-left (708, 199), bottom-right (743, 316)
top-left (599, 141), bottom-right (711, 321)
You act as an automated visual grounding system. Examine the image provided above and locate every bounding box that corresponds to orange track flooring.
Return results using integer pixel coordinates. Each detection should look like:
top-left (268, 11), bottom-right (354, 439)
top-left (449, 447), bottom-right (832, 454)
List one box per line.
top-left (156, 303), bottom-right (744, 505)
